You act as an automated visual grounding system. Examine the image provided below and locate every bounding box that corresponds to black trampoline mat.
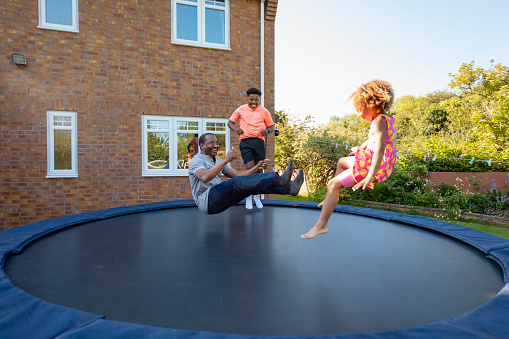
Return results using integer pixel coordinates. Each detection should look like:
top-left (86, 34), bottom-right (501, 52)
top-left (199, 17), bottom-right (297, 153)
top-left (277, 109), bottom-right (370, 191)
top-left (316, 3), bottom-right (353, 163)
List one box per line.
top-left (5, 206), bottom-right (504, 335)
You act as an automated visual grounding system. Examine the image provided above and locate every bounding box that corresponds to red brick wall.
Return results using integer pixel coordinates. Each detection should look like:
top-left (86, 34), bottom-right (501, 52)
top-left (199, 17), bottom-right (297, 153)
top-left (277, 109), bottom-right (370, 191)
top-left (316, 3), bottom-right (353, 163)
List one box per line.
top-left (1, 0), bottom-right (277, 229)
top-left (422, 172), bottom-right (509, 193)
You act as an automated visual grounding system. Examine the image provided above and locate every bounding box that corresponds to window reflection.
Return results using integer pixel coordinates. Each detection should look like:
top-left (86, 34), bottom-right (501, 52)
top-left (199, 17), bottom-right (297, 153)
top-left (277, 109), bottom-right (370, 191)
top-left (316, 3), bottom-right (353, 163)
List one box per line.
top-left (205, 8), bottom-right (225, 44)
top-left (147, 132), bottom-right (169, 169)
top-left (177, 4), bottom-right (198, 41)
top-left (206, 122), bottom-right (226, 132)
top-left (177, 133), bottom-right (198, 169)
top-left (54, 130), bottom-right (72, 170)
top-left (46, 0), bottom-right (73, 26)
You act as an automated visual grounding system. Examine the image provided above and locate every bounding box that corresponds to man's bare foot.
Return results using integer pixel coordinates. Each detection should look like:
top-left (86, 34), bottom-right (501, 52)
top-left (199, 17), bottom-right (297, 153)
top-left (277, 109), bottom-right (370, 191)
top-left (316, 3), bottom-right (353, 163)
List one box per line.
top-left (301, 223), bottom-right (329, 239)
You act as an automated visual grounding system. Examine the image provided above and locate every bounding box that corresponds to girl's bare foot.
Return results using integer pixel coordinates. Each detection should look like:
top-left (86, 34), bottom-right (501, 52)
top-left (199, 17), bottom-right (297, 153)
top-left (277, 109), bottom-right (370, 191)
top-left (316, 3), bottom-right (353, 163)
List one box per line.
top-left (317, 200), bottom-right (325, 208)
top-left (301, 223), bottom-right (329, 239)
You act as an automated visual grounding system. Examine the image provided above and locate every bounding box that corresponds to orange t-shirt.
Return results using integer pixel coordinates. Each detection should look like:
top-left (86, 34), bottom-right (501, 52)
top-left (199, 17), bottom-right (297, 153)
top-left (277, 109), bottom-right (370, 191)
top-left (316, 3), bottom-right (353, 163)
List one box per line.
top-left (229, 104), bottom-right (274, 140)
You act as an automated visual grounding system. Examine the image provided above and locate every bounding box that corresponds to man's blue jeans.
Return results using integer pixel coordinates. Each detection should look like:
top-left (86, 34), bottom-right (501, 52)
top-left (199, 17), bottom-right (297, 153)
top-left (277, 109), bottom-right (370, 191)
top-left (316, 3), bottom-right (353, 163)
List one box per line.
top-left (207, 172), bottom-right (289, 214)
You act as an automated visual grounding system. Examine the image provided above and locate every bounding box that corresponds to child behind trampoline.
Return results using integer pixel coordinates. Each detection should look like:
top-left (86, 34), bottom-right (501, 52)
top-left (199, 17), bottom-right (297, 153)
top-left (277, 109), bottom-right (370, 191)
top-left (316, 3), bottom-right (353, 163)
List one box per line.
top-left (228, 87), bottom-right (275, 210)
top-left (301, 80), bottom-right (397, 239)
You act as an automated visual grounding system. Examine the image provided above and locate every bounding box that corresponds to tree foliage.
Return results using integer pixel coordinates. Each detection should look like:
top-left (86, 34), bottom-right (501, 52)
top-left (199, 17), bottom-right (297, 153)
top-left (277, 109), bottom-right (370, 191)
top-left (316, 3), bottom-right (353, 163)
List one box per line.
top-left (275, 60), bottom-right (509, 195)
top-left (449, 60), bottom-right (509, 151)
top-left (274, 110), bottom-right (311, 174)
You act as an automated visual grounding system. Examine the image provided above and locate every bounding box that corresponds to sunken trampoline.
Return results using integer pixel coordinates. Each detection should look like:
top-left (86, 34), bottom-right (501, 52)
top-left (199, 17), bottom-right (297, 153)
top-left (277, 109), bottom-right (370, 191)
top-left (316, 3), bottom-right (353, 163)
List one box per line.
top-left (1, 200), bottom-right (509, 338)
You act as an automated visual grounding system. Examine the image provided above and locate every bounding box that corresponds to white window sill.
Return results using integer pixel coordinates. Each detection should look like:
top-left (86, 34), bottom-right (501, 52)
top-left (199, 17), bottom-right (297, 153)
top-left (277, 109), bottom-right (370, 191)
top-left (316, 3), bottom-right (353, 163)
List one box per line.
top-left (38, 25), bottom-right (79, 33)
top-left (142, 171), bottom-right (190, 177)
top-left (46, 174), bottom-right (78, 178)
top-left (171, 41), bottom-right (231, 51)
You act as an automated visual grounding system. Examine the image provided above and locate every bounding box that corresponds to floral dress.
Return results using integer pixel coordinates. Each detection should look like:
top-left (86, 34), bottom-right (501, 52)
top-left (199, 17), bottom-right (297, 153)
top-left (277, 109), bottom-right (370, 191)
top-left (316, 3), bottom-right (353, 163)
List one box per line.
top-left (352, 113), bottom-right (397, 189)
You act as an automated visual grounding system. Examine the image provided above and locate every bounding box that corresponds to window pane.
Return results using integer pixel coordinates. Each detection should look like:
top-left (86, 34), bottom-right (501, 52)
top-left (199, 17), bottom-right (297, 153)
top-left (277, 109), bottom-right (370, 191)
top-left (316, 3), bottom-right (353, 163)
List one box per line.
top-left (46, 0), bottom-right (73, 26)
top-left (53, 116), bottom-right (72, 127)
top-left (147, 132), bottom-right (169, 169)
top-left (147, 120), bottom-right (169, 130)
top-left (206, 122), bottom-right (226, 132)
top-left (205, 0), bottom-right (225, 7)
top-left (177, 4), bottom-right (198, 41)
top-left (205, 8), bottom-right (225, 44)
top-left (53, 116), bottom-right (63, 126)
top-left (177, 133), bottom-right (199, 169)
top-left (54, 129), bottom-right (72, 170)
top-left (214, 133), bottom-right (226, 158)
top-left (177, 121), bottom-right (199, 131)
top-left (62, 117), bottom-right (71, 126)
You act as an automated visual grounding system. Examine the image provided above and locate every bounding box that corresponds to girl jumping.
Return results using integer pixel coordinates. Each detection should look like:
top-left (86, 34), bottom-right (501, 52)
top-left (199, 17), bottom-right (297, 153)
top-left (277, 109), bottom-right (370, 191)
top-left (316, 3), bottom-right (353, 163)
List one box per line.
top-left (301, 80), bottom-right (397, 239)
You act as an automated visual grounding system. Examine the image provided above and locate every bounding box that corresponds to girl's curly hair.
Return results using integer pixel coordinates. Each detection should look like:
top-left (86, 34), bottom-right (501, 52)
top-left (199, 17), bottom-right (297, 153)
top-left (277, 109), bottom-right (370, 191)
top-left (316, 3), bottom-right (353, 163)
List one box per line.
top-left (349, 80), bottom-right (395, 114)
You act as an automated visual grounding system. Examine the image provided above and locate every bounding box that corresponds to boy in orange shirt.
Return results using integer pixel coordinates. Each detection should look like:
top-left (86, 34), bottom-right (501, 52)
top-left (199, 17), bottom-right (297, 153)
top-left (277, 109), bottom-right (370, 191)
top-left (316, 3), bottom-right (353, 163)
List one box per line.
top-left (228, 88), bottom-right (275, 209)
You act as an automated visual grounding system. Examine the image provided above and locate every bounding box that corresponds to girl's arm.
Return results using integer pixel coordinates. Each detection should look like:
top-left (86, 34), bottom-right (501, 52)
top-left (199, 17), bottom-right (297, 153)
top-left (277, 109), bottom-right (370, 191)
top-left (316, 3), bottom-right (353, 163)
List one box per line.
top-left (348, 140), bottom-right (369, 156)
top-left (353, 117), bottom-right (387, 190)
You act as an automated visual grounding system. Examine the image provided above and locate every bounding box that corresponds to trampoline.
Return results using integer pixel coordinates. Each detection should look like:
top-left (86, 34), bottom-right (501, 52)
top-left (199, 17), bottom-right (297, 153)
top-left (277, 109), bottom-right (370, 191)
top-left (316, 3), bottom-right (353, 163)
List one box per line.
top-left (1, 200), bottom-right (509, 338)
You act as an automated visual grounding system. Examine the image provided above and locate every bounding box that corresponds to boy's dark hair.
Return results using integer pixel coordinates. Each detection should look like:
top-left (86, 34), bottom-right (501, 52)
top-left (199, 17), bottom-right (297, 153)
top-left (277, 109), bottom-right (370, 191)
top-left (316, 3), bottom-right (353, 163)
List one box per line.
top-left (246, 87), bottom-right (262, 96)
top-left (198, 133), bottom-right (215, 146)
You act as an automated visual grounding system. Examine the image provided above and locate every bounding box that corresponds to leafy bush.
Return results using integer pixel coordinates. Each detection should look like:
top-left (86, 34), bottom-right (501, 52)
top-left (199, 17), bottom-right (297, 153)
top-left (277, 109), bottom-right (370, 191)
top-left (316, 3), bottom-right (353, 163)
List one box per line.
top-left (350, 172), bottom-right (426, 205)
top-left (397, 136), bottom-right (509, 172)
top-left (350, 171), bottom-right (508, 217)
top-left (307, 182), bottom-right (351, 203)
top-left (466, 191), bottom-right (509, 216)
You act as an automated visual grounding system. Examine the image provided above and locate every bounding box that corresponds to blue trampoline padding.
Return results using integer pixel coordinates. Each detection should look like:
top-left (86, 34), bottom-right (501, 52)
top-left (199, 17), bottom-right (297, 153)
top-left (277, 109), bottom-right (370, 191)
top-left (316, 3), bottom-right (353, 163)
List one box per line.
top-left (0, 200), bottom-right (197, 253)
top-left (489, 249), bottom-right (509, 282)
top-left (1, 199), bottom-right (509, 338)
top-left (0, 251), bottom-right (104, 339)
top-left (56, 319), bottom-right (189, 339)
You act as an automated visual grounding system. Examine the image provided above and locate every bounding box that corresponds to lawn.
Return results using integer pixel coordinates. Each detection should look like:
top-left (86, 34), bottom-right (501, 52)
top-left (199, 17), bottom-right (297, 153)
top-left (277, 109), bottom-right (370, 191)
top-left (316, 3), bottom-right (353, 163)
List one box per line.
top-left (274, 195), bottom-right (509, 240)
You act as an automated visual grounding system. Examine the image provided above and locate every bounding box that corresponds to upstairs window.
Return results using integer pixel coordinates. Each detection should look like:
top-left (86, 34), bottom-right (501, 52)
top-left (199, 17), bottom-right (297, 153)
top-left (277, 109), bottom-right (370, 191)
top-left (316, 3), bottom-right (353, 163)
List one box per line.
top-left (38, 0), bottom-right (79, 33)
top-left (172, 0), bottom-right (230, 50)
top-left (47, 111), bottom-right (78, 178)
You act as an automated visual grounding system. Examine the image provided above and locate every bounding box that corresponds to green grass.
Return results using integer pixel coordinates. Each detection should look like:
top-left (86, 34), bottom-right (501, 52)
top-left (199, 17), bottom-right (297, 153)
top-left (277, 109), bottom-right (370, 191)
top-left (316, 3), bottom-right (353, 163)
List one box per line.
top-left (274, 195), bottom-right (509, 240)
top-left (445, 220), bottom-right (509, 239)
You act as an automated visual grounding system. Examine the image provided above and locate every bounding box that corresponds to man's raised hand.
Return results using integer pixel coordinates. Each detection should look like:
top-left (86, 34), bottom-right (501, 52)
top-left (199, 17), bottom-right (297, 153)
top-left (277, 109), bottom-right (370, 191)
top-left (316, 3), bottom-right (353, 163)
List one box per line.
top-left (256, 159), bottom-right (269, 170)
top-left (225, 147), bottom-right (240, 162)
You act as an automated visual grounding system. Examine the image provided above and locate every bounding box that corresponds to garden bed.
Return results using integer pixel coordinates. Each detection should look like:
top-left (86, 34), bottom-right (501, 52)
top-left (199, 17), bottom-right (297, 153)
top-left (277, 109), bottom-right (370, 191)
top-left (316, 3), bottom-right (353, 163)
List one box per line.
top-left (348, 200), bottom-right (509, 227)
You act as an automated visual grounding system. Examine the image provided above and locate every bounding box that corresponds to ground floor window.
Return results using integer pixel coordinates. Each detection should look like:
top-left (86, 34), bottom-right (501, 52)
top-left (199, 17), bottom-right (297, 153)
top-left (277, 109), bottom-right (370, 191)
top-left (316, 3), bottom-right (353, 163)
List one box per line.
top-left (142, 116), bottom-right (229, 176)
top-left (47, 111), bottom-right (78, 178)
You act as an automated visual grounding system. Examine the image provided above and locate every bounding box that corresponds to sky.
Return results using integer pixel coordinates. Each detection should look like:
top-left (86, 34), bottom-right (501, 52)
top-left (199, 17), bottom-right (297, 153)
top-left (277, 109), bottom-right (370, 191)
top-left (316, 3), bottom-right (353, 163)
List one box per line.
top-left (275, 0), bottom-right (509, 125)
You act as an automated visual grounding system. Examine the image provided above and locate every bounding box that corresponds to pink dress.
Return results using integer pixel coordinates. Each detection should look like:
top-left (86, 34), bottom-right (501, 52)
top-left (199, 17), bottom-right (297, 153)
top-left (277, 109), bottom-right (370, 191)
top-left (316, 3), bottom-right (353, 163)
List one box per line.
top-left (352, 113), bottom-right (397, 189)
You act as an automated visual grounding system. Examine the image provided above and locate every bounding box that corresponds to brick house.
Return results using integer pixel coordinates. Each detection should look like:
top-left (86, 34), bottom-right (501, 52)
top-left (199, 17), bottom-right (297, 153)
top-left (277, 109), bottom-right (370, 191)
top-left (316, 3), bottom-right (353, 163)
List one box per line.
top-left (1, 0), bottom-right (279, 230)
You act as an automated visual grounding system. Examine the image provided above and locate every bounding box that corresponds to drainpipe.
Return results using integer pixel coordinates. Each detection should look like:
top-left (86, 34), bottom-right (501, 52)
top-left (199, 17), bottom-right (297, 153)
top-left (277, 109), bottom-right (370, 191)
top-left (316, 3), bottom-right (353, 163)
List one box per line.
top-left (260, 0), bottom-right (265, 106)
top-left (261, 0), bottom-right (266, 185)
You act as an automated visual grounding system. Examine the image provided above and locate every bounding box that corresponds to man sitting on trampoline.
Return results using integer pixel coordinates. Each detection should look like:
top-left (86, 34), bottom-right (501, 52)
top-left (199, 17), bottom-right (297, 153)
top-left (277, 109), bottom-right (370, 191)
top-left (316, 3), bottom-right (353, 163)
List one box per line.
top-left (188, 133), bottom-right (304, 214)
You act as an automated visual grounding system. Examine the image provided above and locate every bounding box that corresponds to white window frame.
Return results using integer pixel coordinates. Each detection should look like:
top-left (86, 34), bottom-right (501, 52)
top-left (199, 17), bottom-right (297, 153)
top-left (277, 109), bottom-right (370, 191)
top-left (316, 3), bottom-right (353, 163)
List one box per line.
top-left (142, 116), bottom-right (230, 177)
top-left (47, 111), bottom-right (78, 178)
top-left (38, 0), bottom-right (79, 33)
top-left (172, 0), bottom-right (230, 50)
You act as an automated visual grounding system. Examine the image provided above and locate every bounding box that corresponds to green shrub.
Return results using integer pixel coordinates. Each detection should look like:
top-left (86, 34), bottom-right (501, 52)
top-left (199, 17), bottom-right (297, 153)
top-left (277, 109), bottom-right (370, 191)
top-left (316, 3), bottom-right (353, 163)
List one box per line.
top-left (466, 191), bottom-right (507, 216)
top-left (307, 184), bottom-right (351, 203)
top-left (350, 171), bottom-right (508, 217)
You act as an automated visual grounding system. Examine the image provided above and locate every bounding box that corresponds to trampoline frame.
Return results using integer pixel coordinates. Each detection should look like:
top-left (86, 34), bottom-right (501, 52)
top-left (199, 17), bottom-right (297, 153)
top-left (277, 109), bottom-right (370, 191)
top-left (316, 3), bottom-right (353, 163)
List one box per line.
top-left (1, 199), bottom-right (509, 338)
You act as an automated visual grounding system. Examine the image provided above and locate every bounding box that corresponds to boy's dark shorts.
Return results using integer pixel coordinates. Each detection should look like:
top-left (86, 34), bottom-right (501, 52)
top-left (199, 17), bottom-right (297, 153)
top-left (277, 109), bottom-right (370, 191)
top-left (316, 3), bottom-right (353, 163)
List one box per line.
top-left (239, 137), bottom-right (266, 164)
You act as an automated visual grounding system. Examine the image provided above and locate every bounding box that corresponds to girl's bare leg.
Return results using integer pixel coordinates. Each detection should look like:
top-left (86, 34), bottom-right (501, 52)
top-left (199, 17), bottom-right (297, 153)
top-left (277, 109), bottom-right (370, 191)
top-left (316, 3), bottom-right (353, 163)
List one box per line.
top-left (302, 177), bottom-right (344, 239)
top-left (335, 157), bottom-right (350, 176)
top-left (318, 157), bottom-right (351, 207)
